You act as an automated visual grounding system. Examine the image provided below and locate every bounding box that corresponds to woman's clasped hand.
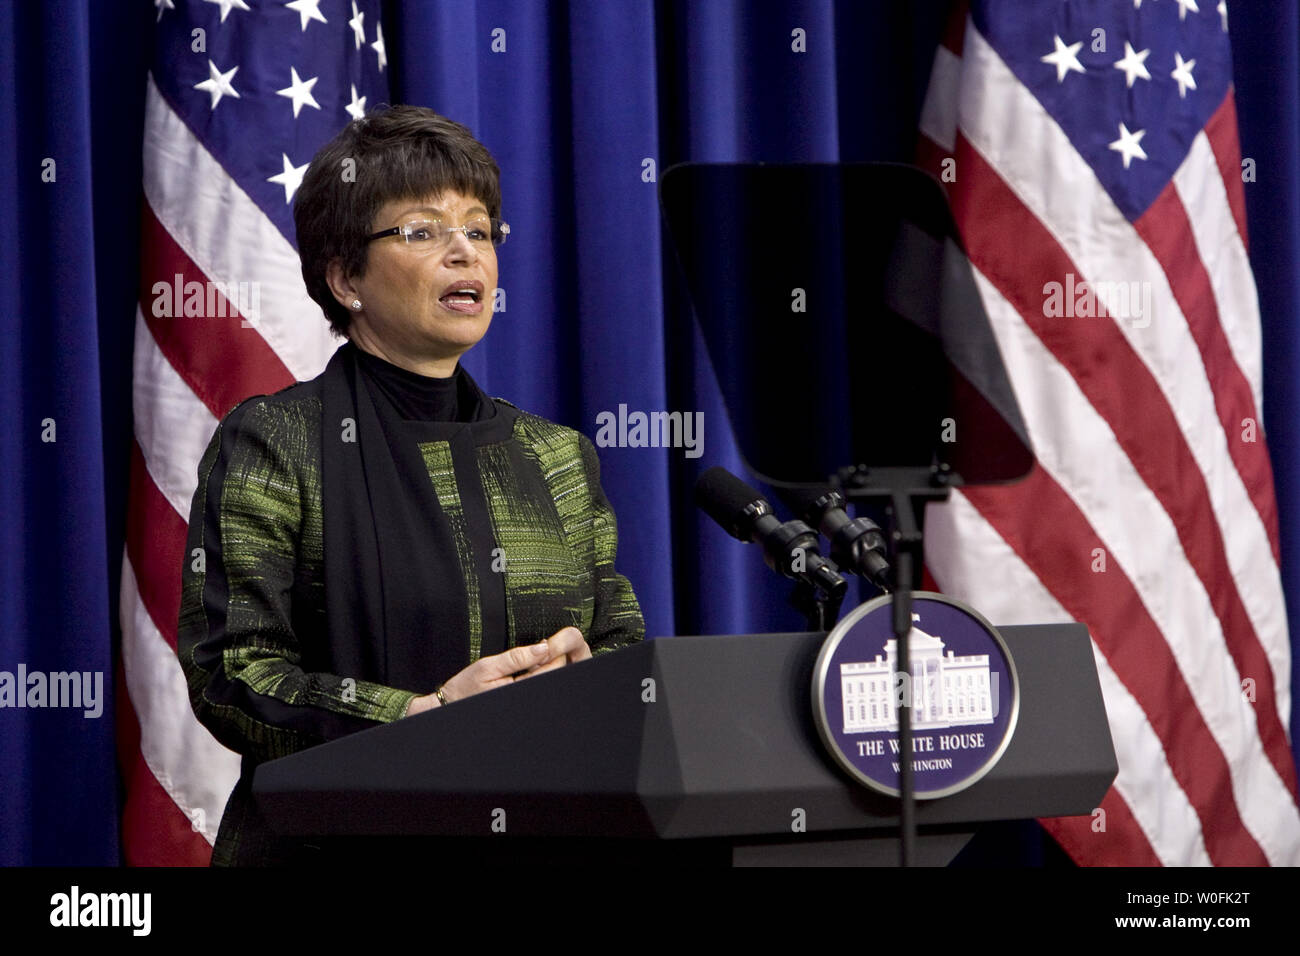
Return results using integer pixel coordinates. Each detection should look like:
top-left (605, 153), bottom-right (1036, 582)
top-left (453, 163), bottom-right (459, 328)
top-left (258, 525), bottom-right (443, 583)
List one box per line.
top-left (402, 626), bottom-right (592, 715)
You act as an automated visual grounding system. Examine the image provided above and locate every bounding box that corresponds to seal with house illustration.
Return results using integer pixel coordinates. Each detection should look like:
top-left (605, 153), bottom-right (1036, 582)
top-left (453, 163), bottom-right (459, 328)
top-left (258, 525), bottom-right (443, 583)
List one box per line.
top-left (812, 592), bottom-right (1020, 799)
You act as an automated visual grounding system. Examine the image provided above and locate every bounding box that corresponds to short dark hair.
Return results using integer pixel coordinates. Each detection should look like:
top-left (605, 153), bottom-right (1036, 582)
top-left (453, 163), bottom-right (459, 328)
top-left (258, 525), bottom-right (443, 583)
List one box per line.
top-left (293, 105), bottom-right (502, 337)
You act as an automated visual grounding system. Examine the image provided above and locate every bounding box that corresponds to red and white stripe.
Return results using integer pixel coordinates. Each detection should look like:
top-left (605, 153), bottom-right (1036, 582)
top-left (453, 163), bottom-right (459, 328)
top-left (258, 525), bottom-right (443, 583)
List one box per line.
top-left (919, 14), bottom-right (1298, 864)
top-left (118, 74), bottom-right (337, 865)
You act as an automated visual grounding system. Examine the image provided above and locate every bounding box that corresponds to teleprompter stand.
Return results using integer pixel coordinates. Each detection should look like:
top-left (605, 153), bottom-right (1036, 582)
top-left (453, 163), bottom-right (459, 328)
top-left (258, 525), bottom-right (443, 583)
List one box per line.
top-left (834, 463), bottom-right (956, 866)
top-left (658, 162), bottom-right (1047, 864)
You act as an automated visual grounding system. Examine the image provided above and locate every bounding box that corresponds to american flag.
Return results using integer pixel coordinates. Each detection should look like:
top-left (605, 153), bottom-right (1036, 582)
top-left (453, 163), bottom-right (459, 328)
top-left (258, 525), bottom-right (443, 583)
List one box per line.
top-left (918, 0), bottom-right (1299, 864)
top-left (120, 0), bottom-right (387, 865)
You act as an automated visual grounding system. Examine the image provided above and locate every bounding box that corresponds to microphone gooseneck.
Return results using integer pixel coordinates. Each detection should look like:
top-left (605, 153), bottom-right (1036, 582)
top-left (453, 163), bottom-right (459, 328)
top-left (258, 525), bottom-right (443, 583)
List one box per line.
top-left (779, 485), bottom-right (892, 593)
top-left (695, 467), bottom-right (847, 600)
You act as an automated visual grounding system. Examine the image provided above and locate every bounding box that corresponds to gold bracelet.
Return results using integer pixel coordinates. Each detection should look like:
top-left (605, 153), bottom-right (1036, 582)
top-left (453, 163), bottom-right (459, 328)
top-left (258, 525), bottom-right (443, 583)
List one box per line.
top-left (435, 685), bottom-right (449, 707)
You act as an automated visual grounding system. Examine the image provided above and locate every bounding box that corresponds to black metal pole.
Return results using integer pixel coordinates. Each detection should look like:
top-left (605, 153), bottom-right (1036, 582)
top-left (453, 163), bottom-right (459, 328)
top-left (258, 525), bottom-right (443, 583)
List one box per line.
top-left (889, 490), bottom-right (919, 868)
top-left (839, 467), bottom-right (949, 867)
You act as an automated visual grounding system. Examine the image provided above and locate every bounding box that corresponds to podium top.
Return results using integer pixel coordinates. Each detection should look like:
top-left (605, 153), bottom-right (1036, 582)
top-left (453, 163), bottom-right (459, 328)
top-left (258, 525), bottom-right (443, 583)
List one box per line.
top-left (254, 627), bottom-right (1115, 841)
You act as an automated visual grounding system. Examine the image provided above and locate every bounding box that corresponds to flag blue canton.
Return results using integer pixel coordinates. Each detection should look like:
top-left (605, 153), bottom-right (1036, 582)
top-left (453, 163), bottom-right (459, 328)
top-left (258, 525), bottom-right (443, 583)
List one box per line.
top-left (151, 0), bottom-right (389, 247)
top-left (972, 0), bottom-right (1233, 221)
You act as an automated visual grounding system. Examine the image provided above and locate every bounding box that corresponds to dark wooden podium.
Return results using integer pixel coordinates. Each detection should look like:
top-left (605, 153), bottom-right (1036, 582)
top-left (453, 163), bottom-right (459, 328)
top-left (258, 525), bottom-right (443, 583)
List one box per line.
top-left (253, 627), bottom-right (1116, 865)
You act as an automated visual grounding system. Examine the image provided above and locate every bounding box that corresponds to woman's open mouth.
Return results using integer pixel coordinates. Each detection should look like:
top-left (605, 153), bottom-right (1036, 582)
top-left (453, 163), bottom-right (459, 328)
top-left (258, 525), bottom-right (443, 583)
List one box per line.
top-left (438, 280), bottom-right (485, 314)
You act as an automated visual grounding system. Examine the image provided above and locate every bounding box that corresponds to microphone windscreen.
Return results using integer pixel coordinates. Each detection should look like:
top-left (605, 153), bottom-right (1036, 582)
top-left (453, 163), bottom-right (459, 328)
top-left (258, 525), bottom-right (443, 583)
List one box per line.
top-left (694, 466), bottom-right (765, 539)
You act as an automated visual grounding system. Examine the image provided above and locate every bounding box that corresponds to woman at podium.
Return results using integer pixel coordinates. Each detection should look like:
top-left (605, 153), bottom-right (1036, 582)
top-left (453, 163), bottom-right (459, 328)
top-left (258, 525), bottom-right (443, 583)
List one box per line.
top-left (178, 106), bottom-right (644, 866)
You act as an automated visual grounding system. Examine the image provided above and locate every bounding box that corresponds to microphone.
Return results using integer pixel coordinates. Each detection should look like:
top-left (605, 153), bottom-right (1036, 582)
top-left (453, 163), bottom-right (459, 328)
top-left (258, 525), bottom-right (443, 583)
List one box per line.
top-left (695, 467), bottom-right (846, 599)
top-left (780, 485), bottom-right (892, 593)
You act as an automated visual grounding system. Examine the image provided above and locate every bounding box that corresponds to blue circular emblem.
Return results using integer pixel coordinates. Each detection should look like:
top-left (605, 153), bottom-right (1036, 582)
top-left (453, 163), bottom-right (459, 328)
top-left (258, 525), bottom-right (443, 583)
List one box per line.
top-left (812, 592), bottom-right (1019, 799)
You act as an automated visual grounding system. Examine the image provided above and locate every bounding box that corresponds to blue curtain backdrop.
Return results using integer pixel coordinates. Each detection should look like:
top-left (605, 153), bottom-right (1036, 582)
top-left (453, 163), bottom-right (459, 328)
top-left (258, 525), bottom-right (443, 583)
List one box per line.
top-left (2, 0), bottom-right (1299, 865)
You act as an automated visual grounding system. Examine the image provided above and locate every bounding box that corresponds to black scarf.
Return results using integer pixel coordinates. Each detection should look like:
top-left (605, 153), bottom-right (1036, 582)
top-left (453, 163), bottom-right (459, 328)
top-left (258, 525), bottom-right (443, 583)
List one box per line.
top-left (318, 342), bottom-right (515, 693)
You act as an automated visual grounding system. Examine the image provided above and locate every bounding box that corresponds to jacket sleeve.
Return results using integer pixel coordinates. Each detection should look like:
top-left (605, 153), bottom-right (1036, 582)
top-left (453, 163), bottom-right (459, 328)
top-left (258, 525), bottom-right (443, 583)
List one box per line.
top-left (178, 398), bottom-right (418, 765)
top-left (575, 434), bottom-right (646, 653)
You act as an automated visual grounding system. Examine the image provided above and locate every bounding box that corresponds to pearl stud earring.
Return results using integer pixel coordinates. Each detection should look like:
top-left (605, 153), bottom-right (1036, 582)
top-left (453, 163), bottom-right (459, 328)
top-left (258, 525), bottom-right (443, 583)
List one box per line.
top-left (351, 300), bottom-right (362, 311)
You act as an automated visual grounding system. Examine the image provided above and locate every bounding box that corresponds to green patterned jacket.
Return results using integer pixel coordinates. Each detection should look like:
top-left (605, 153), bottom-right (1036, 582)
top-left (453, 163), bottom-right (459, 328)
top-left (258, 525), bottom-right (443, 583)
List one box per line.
top-left (178, 382), bottom-right (644, 865)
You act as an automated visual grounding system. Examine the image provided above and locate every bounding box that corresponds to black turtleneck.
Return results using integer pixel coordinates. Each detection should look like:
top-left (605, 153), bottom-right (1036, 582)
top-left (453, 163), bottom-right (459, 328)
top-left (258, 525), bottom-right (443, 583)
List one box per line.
top-left (343, 340), bottom-right (508, 671)
top-left (353, 346), bottom-right (483, 422)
